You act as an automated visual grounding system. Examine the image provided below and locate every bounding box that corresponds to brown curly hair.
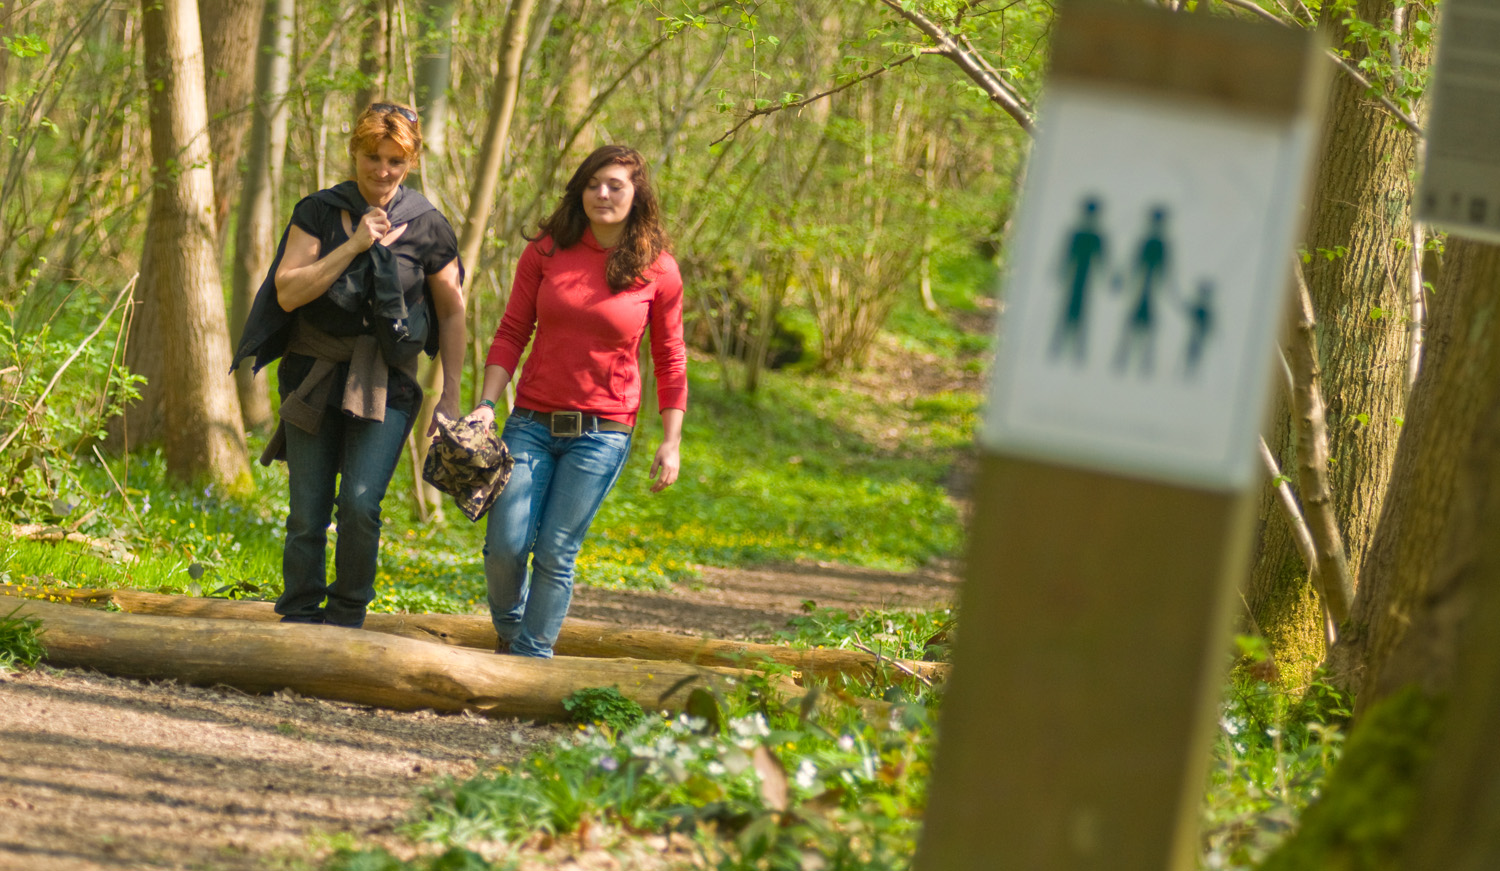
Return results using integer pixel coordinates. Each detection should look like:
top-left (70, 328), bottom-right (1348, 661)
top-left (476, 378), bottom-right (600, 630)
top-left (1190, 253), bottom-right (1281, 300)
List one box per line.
top-left (530, 145), bottom-right (670, 292)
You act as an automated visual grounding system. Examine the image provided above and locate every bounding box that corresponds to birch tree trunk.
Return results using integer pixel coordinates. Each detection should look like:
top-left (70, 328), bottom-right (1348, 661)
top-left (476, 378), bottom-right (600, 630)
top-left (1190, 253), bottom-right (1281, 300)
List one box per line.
top-left (455, 0), bottom-right (538, 280)
top-left (199, 0), bottom-right (262, 250)
top-left (1245, 0), bottom-right (1430, 685)
top-left (229, 0), bottom-right (294, 433)
top-left (407, 0), bottom-right (457, 520)
top-left (411, 0), bottom-right (538, 488)
top-left (135, 0), bottom-right (251, 488)
top-left (414, 0), bottom-right (456, 166)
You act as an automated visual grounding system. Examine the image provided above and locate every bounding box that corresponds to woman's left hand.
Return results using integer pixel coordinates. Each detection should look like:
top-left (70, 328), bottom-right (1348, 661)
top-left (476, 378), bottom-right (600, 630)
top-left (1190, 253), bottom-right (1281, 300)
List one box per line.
top-left (650, 408), bottom-right (684, 493)
top-left (649, 440), bottom-right (680, 493)
top-left (429, 397), bottom-right (459, 436)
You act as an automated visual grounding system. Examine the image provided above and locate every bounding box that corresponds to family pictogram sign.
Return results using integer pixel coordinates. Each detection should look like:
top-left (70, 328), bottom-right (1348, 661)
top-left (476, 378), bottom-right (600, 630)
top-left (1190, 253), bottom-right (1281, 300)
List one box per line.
top-left (981, 22), bottom-right (1325, 490)
top-left (1051, 199), bottom-right (1215, 377)
top-left (1417, 0), bottom-right (1500, 242)
top-left (915, 4), bottom-right (1329, 871)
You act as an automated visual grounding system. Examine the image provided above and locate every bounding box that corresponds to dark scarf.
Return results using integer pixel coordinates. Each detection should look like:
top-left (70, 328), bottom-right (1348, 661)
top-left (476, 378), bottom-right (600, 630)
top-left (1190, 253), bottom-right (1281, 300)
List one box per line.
top-left (231, 181), bottom-right (440, 375)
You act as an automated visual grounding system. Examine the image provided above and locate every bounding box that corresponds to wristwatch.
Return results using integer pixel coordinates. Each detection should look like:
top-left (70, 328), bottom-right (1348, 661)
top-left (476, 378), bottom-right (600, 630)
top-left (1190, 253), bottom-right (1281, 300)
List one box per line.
top-left (479, 398), bottom-right (497, 411)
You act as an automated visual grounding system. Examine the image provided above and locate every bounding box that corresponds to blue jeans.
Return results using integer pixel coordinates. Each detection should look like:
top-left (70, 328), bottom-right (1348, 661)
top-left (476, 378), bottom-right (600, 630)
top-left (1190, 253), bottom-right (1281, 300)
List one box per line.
top-left (277, 407), bottom-right (410, 628)
top-left (484, 414), bottom-right (632, 657)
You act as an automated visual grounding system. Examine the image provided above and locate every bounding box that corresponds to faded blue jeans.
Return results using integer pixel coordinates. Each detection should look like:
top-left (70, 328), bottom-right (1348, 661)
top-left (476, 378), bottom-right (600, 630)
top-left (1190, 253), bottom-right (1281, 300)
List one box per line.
top-left (484, 414), bottom-right (632, 657)
top-left (276, 407), bottom-right (410, 628)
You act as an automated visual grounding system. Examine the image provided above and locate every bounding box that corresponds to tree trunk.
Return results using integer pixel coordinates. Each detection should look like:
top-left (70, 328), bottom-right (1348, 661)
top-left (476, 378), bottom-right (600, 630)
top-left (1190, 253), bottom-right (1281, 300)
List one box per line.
top-left (229, 0), bottom-right (294, 433)
top-left (199, 0), bottom-right (262, 250)
top-left (1333, 240), bottom-right (1500, 708)
top-left (1245, 0), bottom-right (1429, 685)
top-left (1262, 252), bottom-right (1500, 866)
top-left (352, 0), bottom-right (390, 114)
top-left (0, 595), bottom-right (823, 722)
top-left (1399, 391), bottom-right (1500, 868)
top-left (411, 0), bottom-right (538, 494)
top-left (0, 585), bottom-right (950, 684)
top-left (414, 0), bottom-right (456, 167)
top-left (455, 0), bottom-right (538, 282)
top-left (135, 0), bottom-right (251, 488)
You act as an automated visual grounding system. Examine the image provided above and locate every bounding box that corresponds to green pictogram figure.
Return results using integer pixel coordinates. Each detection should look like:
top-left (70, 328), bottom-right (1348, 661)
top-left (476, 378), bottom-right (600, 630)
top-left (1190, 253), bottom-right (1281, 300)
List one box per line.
top-left (1184, 280), bottom-right (1214, 376)
top-left (1114, 206), bottom-right (1171, 375)
top-left (1050, 197), bottom-right (1108, 363)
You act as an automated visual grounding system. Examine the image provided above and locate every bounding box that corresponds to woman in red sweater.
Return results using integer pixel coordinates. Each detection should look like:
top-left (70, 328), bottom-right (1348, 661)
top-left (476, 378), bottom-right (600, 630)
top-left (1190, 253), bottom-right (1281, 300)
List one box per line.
top-left (468, 145), bottom-right (686, 657)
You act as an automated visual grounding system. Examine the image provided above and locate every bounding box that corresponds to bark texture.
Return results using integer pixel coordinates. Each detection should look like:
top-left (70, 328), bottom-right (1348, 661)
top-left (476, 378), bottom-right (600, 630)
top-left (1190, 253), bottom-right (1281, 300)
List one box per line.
top-left (0, 585), bottom-right (949, 684)
top-left (134, 0), bottom-right (250, 487)
top-left (1246, 0), bottom-right (1429, 684)
top-left (199, 0), bottom-right (261, 247)
top-left (0, 596), bottom-right (785, 721)
top-left (0, 594), bottom-right (891, 722)
top-left (1335, 241), bottom-right (1500, 708)
top-left (1399, 390), bottom-right (1500, 869)
top-left (352, 0), bottom-right (390, 115)
top-left (414, 0), bottom-right (456, 164)
top-left (229, 0), bottom-right (294, 432)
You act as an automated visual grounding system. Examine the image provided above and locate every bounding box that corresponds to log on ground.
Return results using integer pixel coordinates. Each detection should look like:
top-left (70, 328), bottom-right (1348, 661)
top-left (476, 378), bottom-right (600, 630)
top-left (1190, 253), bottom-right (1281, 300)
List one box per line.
top-left (0, 595), bottom-right (800, 721)
top-left (1, 584), bottom-right (948, 684)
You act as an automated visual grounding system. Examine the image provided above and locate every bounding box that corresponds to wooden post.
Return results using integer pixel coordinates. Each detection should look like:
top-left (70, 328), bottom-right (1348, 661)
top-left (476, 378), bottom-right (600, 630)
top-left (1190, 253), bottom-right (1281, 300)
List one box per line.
top-left (914, 3), bottom-right (1326, 869)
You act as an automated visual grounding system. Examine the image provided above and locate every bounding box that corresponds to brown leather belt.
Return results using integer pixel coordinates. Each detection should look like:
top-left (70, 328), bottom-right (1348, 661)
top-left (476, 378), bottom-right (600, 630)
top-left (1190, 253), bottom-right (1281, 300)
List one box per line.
top-left (514, 407), bottom-right (633, 437)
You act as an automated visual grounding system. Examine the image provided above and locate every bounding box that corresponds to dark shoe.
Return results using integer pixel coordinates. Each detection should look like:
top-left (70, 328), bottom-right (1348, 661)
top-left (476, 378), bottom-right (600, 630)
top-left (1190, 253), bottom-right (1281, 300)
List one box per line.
top-left (279, 613), bottom-right (325, 624)
top-left (495, 637), bottom-right (511, 654)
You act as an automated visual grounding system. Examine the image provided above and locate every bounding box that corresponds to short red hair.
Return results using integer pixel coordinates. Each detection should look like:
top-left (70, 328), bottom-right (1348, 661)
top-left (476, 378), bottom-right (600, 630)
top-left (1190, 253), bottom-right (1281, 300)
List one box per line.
top-left (348, 101), bottom-right (422, 163)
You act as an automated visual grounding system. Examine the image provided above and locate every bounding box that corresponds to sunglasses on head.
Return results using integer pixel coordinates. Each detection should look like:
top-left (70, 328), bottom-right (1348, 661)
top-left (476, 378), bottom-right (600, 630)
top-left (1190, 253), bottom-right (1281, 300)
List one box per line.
top-left (370, 102), bottom-right (418, 124)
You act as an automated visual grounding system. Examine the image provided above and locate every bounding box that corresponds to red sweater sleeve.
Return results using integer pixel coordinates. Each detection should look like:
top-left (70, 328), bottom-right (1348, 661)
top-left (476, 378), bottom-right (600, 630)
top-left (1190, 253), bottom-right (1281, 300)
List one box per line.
top-left (650, 256), bottom-right (689, 411)
top-left (485, 241), bottom-right (544, 373)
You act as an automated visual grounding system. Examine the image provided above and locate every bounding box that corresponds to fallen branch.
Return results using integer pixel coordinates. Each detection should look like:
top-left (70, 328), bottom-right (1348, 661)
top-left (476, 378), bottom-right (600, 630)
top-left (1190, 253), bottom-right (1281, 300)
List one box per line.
top-left (6, 525), bottom-right (137, 564)
top-left (1, 594), bottom-right (888, 722)
top-left (0, 585), bottom-right (950, 684)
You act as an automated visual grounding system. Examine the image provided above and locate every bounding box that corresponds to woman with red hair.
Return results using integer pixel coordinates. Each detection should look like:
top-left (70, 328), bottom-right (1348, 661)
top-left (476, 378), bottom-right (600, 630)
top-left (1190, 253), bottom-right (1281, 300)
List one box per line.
top-left (233, 101), bottom-right (465, 628)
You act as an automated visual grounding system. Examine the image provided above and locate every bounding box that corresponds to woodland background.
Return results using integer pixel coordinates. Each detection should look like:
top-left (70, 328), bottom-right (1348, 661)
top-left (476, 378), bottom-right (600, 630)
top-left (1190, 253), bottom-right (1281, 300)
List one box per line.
top-left (5, 0), bottom-right (1500, 869)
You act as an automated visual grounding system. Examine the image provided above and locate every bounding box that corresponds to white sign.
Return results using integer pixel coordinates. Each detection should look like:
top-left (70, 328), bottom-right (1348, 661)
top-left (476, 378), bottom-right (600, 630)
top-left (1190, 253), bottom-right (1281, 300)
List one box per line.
top-left (1417, 0), bottom-right (1500, 241)
top-left (982, 87), bottom-right (1320, 490)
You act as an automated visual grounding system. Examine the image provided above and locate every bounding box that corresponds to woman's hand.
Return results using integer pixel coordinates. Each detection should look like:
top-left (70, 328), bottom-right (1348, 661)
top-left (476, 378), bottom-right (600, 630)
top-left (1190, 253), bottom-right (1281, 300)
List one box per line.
top-left (649, 440), bottom-right (680, 492)
top-left (649, 408), bottom-right (684, 493)
top-left (465, 403), bottom-right (496, 428)
top-left (351, 207), bottom-right (392, 251)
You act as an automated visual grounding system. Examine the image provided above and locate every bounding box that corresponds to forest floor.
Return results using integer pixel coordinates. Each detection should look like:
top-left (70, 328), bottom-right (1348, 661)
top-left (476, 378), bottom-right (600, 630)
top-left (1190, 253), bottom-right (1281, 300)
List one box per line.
top-left (0, 560), bottom-right (960, 871)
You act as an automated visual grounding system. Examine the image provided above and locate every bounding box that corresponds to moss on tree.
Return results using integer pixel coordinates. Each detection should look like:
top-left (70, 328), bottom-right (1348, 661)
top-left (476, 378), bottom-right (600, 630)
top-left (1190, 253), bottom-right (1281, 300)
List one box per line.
top-left (1257, 686), bottom-right (1443, 871)
top-left (1256, 575), bottom-right (1327, 691)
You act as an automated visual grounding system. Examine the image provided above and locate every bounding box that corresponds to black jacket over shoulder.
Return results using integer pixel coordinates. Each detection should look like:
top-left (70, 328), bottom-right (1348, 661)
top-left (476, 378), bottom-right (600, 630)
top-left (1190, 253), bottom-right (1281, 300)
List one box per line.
top-left (231, 181), bottom-right (458, 375)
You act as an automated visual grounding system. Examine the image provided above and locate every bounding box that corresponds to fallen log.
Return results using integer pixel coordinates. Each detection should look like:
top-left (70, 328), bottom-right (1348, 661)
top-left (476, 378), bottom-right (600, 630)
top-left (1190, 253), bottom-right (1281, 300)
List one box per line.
top-left (0, 595), bottom-right (888, 721)
top-left (0, 584), bottom-right (948, 684)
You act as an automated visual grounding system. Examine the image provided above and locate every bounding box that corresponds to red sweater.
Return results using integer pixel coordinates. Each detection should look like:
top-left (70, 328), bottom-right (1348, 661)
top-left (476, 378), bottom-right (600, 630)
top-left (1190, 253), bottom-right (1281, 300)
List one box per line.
top-left (485, 229), bottom-right (688, 426)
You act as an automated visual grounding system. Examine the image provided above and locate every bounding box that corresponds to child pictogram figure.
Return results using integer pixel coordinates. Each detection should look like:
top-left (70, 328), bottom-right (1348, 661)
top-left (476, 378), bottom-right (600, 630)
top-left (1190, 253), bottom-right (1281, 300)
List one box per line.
top-left (1050, 197), bottom-right (1108, 364)
top-left (1184, 280), bottom-right (1215, 376)
top-left (1114, 206), bottom-right (1171, 375)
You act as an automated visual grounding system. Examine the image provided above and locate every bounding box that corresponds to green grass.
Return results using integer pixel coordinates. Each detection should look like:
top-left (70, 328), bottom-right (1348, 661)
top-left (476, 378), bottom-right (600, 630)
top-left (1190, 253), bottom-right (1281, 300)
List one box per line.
top-left (2, 274), bottom-right (984, 608)
top-left (329, 676), bottom-right (933, 871)
top-left (0, 606), bottom-right (45, 671)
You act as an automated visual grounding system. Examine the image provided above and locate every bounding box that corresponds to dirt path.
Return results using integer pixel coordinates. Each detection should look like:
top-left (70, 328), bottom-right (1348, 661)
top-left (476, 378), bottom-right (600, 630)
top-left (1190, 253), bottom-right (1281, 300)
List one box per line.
top-left (0, 562), bottom-right (958, 871)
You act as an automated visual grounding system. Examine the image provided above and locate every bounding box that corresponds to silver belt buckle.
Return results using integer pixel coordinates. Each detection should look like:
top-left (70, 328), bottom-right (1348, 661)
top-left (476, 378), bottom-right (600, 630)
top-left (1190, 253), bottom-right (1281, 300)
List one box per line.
top-left (550, 411), bottom-right (583, 437)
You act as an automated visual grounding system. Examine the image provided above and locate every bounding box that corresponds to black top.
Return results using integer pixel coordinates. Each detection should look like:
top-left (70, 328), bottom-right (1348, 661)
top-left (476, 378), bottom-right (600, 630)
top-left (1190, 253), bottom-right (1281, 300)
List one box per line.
top-left (232, 182), bottom-right (460, 421)
top-left (288, 189), bottom-right (458, 337)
